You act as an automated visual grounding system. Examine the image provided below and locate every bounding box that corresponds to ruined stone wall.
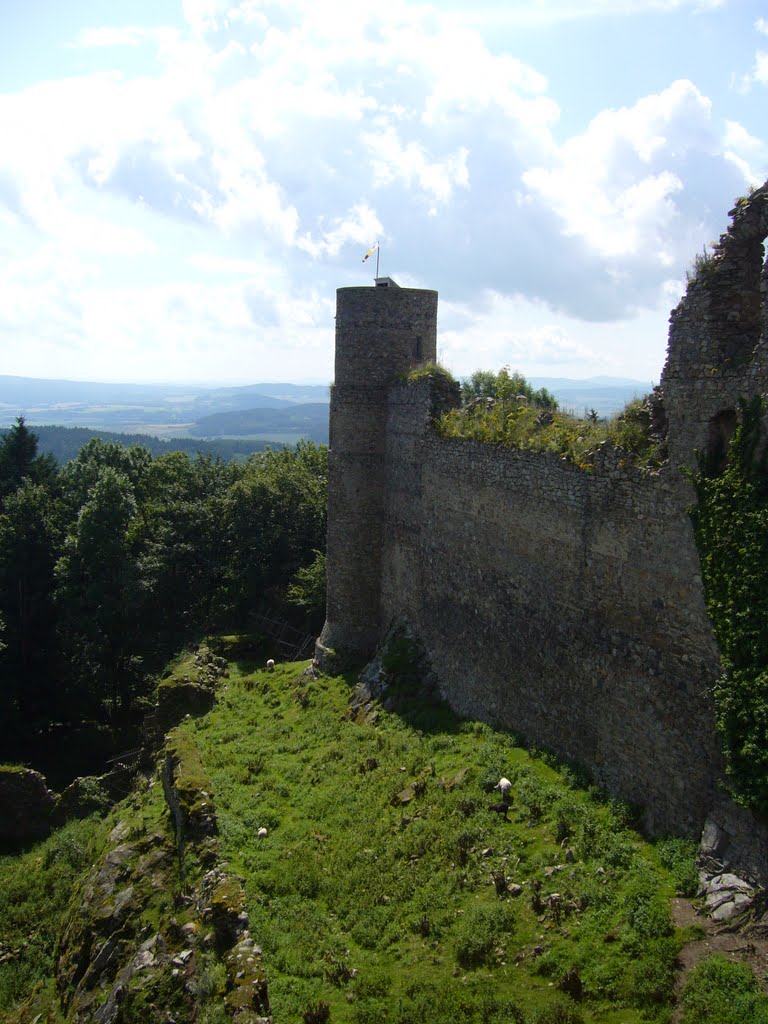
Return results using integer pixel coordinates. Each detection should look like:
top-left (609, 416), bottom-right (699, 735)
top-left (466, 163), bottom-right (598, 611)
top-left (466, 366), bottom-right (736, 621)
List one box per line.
top-left (379, 379), bottom-right (723, 834)
top-left (319, 183), bottom-right (768, 840)
top-left (662, 183), bottom-right (768, 470)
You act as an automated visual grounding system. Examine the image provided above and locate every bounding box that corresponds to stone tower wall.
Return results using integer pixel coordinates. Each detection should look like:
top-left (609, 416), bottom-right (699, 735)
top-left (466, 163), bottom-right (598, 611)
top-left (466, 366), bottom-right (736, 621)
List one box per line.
top-left (316, 285), bottom-right (437, 665)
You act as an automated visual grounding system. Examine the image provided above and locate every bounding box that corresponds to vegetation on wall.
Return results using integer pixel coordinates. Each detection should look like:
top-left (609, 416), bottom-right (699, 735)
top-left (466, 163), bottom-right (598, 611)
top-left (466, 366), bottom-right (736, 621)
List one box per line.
top-left (689, 396), bottom-right (768, 813)
top-left (436, 371), bottom-right (664, 470)
top-left (404, 362), bottom-right (459, 388)
top-left (685, 245), bottom-right (720, 285)
top-left (462, 367), bottom-right (558, 410)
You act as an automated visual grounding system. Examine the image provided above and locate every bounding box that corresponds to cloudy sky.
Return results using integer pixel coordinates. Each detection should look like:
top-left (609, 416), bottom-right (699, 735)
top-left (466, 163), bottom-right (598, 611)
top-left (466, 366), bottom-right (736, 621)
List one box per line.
top-left (1, 0), bottom-right (766, 386)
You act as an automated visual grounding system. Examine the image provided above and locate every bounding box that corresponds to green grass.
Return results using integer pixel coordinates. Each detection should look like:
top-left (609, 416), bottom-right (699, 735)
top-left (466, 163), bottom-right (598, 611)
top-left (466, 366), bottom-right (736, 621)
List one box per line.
top-left (437, 396), bottom-right (663, 470)
top-left (0, 652), bottom-right (706, 1023)
top-left (0, 814), bottom-right (109, 1017)
top-left (183, 659), bottom-right (688, 1024)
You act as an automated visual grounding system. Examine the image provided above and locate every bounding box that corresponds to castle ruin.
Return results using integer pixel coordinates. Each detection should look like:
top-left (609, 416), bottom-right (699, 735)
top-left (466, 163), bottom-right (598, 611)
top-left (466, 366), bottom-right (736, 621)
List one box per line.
top-left (317, 184), bottom-right (768, 859)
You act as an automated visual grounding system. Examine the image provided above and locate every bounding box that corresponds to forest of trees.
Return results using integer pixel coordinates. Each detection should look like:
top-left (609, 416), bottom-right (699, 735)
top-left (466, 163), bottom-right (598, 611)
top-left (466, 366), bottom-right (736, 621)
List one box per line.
top-left (0, 418), bottom-right (327, 773)
top-left (24, 425), bottom-right (272, 465)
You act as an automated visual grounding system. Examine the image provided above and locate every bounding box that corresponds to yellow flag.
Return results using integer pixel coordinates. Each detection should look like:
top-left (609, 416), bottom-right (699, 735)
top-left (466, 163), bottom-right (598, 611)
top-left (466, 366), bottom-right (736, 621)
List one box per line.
top-left (362, 242), bottom-right (379, 263)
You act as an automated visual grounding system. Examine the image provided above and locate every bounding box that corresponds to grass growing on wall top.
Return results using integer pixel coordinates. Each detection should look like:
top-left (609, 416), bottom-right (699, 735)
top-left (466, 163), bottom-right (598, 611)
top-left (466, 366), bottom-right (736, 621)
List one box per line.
top-left (185, 656), bottom-right (694, 1024)
top-left (689, 395), bottom-right (768, 814)
top-left (404, 362), bottom-right (458, 387)
top-left (437, 395), bottom-right (663, 470)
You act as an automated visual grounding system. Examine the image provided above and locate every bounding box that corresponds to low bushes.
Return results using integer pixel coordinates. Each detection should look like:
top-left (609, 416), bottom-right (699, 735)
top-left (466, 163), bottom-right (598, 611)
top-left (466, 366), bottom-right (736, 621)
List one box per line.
top-left (682, 956), bottom-right (768, 1024)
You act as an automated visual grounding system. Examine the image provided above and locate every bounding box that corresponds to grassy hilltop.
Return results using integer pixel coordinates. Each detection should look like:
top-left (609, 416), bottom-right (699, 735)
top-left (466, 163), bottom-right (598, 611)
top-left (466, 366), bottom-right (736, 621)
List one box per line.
top-left (187, 660), bottom-right (686, 1024)
top-left (7, 647), bottom-right (765, 1024)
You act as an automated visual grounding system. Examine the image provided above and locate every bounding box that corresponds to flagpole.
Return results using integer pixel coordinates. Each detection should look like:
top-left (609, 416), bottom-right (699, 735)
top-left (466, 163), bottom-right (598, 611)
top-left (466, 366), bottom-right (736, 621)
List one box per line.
top-left (376, 243), bottom-right (380, 278)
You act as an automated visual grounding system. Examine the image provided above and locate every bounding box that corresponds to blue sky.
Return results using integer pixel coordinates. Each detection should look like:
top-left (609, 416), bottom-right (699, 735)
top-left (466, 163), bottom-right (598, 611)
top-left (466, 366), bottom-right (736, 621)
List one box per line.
top-left (0, 0), bottom-right (766, 385)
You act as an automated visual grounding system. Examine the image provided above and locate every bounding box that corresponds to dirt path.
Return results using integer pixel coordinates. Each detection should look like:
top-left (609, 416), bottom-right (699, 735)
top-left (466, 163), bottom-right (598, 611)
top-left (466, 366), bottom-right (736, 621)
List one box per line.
top-left (670, 898), bottom-right (768, 1020)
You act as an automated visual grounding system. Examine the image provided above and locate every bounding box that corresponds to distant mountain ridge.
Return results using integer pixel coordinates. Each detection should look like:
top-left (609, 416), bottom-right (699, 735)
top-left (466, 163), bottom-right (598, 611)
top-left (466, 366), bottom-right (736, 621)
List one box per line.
top-left (193, 403), bottom-right (330, 442)
top-left (23, 426), bottom-right (271, 464)
top-left (0, 374), bottom-right (652, 438)
top-left (0, 377), bottom-right (331, 434)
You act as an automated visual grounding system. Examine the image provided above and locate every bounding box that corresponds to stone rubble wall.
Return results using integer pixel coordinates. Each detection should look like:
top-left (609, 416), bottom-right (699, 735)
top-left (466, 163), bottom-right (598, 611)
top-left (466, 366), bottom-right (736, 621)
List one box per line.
top-left (662, 182), bottom-right (768, 470)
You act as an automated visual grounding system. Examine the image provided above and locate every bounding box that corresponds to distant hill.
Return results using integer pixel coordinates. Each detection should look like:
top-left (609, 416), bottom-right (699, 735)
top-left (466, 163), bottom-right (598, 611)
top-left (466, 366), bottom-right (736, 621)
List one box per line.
top-left (193, 403), bottom-right (330, 443)
top-left (529, 376), bottom-right (654, 417)
top-left (16, 426), bottom-right (274, 464)
top-left (0, 376), bottom-right (330, 433)
top-left (0, 374), bottom-right (650, 437)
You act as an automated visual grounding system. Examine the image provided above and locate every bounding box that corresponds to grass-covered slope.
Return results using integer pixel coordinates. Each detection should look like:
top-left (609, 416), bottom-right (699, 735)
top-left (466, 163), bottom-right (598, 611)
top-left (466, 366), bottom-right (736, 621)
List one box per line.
top-left (0, 814), bottom-right (109, 1019)
top-left (184, 659), bottom-right (693, 1024)
top-left (5, 647), bottom-right (767, 1023)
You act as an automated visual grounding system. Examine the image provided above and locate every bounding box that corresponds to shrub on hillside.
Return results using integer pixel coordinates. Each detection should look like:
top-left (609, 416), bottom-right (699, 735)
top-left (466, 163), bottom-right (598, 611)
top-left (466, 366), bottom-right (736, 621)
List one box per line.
top-left (454, 901), bottom-right (515, 968)
top-left (682, 956), bottom-right (768, 1024)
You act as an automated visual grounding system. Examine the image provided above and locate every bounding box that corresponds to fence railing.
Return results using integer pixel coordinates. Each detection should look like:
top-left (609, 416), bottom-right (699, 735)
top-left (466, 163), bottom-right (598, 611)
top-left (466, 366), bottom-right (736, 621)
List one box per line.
top-left (251, 612), bottom-right (315, 662)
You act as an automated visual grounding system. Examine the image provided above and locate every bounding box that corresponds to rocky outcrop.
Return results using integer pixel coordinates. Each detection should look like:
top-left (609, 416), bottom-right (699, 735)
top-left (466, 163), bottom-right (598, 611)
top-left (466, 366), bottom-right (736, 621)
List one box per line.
top-left (144, 644), bottom-right (228, 747)
top-left (56, 817), bottom-right (181, 1023)
top-left (0, 766), bottom-right (59, 845)
top-left (53, 717), bottom-right (271, 1024)
top-left (2, 645), bottom-right (228, 850)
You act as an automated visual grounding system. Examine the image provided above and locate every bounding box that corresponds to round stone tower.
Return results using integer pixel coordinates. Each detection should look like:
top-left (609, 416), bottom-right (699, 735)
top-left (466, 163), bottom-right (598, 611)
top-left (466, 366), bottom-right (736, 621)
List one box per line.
top-left (316, 279), bottom-right (438, 667)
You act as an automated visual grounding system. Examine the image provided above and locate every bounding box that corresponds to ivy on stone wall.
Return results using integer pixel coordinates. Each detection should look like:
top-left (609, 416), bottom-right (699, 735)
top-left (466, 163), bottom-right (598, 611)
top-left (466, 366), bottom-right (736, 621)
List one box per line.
top-left (689, 396), bottom-right (768, 814)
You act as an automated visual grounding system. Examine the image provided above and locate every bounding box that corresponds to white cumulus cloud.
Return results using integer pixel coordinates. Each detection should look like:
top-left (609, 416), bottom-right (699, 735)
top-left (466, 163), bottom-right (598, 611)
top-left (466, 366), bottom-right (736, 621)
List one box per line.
top-left (0, 0), bottom-right (763, 385)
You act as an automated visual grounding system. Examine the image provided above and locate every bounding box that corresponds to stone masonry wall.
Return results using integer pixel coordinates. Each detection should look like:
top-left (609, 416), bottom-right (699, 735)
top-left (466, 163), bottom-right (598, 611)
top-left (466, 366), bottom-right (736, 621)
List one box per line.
top-left (317, 285), bottom-right (437, 665)
top-left (662, 182), bottom-right (768, 470)
top-left (320, 184), bottom-right (768, 844)
top-left (380, 380), bottom-right (723, 835)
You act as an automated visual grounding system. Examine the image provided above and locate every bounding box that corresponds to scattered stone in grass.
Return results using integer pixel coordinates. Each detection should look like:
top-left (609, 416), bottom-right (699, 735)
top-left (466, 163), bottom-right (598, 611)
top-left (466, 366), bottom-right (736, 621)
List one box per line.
top-left (530, 879), bottom-right (544, 913)
top-left (546, 893), bottom-right (563, 925)
top-left (439, 768), bottom-right (468, 791)
top-left (257, 827), bottom-right (268, 838)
